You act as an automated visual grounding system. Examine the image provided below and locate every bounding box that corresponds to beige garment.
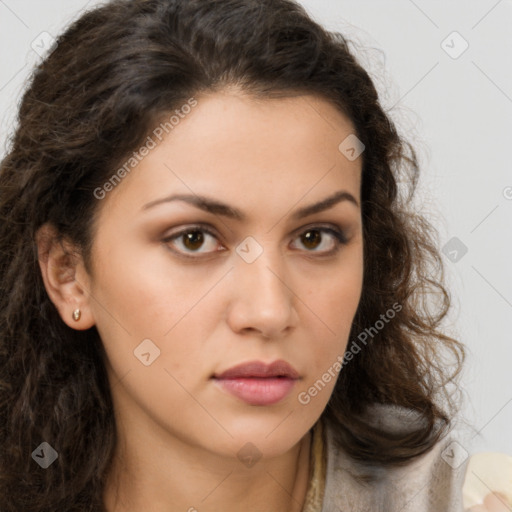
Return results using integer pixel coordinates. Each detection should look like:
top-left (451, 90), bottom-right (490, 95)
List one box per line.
top-left (301, 419), bottom-right (326, 512)
top-left (300, 405), bottom-right (470, 512)
top-left (300, 409), bottom-right (512, 511)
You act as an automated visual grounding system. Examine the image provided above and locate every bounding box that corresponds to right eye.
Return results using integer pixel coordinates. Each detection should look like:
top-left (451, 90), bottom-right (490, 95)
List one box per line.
top-left (162, 225), bottom-right (226, 258)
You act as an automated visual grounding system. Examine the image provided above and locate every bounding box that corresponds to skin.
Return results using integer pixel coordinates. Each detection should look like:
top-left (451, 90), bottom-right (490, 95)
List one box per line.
top-left (466, 493), bottom-right (512, 512)
top-left (37, 90), bottom-right (364, 512)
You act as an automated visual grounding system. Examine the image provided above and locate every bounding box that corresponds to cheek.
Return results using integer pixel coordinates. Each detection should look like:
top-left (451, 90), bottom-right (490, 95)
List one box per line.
top-left (303, 263), bottom-right (363, 376)
top-left (88, 247), bottom-right (219, 384)
top-left (90, 239), bottom-right (204, 336)
top-left (312, 259), bottom-right (363, 329)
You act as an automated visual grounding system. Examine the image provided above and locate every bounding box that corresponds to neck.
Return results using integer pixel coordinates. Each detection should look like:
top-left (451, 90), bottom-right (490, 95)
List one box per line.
top-left (103, 421), bottom-right (312, 512)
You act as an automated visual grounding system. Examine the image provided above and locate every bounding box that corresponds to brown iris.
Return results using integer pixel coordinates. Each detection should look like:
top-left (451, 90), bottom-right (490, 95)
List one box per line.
top-left (180, 228), bottom-right (324, 252)
top-left (182, 230), bottom-right (205, 251)
top-left (300, 230), bottom-right (321, 250)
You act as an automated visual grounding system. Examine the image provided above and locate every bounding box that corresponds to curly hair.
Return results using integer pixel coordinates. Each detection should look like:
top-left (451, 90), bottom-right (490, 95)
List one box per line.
top-left (0, 0), bottom-right (465, 510)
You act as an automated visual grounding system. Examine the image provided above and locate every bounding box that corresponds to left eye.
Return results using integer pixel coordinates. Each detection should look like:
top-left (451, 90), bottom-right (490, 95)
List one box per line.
top-left (162, 225), bottom-right (347, 258)
top-left (291, 227), bottom-right (347, 253)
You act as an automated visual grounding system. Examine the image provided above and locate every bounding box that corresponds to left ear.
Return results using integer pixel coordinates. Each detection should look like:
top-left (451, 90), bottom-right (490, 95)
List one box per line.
top-left (35, 222), bottom-right (96, 331)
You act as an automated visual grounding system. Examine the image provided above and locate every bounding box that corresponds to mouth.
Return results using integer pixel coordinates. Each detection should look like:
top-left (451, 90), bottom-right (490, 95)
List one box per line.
top-left (211, 359), bottom-right (300, 406)
top-left (213, 359), bottom-right (300, 379)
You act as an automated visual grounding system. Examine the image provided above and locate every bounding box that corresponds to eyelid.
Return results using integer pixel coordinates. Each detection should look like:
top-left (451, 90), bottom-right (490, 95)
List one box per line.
top-left (161, 222), bottom-right (349, 259)
top-left (161, 224), bottom-right (224, 260)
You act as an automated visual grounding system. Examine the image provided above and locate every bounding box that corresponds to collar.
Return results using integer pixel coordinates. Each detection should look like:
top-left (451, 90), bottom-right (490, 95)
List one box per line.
top-left (301, 418), bottom-right (326, 512)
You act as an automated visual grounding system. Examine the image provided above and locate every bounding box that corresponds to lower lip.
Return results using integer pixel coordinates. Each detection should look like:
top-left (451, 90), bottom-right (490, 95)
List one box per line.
top-left (213, 377), bottom-right (297, 406)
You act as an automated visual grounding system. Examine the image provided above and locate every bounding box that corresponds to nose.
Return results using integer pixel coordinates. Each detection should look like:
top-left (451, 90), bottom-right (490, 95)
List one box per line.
top-left (226, 244), bottom-right (299, 340)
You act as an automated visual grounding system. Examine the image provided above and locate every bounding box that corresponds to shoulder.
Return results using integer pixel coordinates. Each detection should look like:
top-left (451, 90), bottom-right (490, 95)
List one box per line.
top-left (321, 405), bottom-right (469, 512)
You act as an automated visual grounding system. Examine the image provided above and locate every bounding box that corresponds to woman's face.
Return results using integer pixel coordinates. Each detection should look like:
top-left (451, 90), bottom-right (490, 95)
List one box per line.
top-left (85, 91), bottom-right (364, 460)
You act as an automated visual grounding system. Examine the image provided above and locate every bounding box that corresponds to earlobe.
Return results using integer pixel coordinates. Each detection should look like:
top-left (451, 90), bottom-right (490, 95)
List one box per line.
top-left (35, 223), bottom-right (95, 331)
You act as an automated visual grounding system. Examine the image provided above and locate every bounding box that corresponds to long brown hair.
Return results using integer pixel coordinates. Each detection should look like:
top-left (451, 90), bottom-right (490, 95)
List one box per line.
top-left (0, 0), bottom-right (465, 509)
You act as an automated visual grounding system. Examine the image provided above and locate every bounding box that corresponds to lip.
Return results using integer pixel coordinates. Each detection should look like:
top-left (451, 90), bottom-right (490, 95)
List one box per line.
top-left (212, 360), bottom-right (300, 406)
top-left (213, 360), bottom-right (300, 379)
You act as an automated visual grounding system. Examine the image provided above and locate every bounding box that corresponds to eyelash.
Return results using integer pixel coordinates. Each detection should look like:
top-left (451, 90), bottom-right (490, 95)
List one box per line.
top-left (161, 223), bottom-right (348, 260)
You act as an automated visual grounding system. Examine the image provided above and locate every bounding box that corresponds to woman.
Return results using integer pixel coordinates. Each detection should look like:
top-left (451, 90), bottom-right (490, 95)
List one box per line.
top-left (0, 0), bottom-right (482, 510)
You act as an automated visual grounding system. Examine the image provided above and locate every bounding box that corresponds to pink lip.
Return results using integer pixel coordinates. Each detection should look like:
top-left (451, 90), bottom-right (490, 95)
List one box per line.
top-left (212, 360), bottom-right (300, 406)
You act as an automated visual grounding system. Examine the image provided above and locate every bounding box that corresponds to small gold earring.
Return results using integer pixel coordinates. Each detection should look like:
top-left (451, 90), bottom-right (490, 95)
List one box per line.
top-left (72, 309), bottom-right (81, 322)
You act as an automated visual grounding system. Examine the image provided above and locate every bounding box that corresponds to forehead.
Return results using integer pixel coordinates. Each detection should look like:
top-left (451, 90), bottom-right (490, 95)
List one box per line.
top-left (95, 91), bottom-right (362, 222)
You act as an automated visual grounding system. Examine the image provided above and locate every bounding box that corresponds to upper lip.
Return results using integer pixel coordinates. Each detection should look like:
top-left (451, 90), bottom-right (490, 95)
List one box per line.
top-left (213, 360), bottom-right (300, 379)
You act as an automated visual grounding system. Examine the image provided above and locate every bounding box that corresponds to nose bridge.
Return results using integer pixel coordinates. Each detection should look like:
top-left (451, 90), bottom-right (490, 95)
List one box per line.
top-left (237, 237), bottom-right (289, 301)
top-left (231, 235), bottom-right (296, 334)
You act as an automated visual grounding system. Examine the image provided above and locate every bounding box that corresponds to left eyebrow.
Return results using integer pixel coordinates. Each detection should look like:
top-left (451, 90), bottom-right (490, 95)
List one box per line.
top-left (141, 189), bottom-right (359, 220)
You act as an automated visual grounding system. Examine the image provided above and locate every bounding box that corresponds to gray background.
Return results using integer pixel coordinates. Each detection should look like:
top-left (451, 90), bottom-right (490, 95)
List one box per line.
top-left (0, 0), bottom-right (510, 456)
